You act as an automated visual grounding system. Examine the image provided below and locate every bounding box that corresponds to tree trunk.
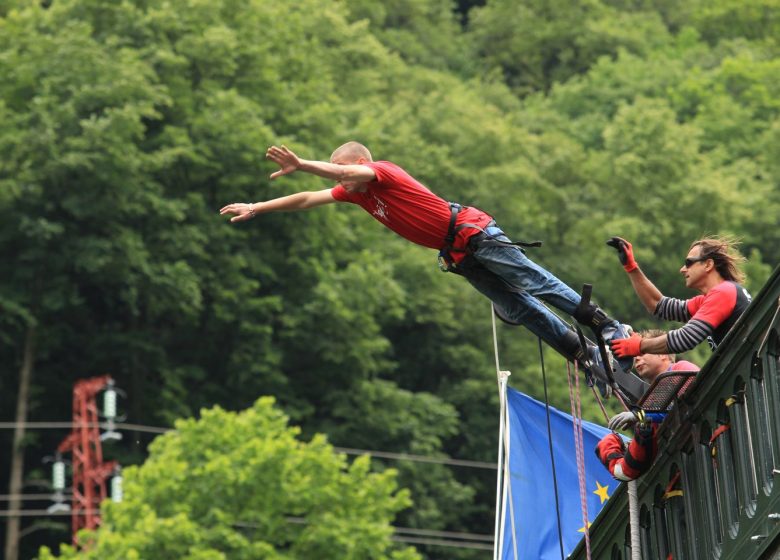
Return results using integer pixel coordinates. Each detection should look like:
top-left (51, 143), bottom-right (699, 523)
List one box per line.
top-left (4, 325), bottom-right (36, 560)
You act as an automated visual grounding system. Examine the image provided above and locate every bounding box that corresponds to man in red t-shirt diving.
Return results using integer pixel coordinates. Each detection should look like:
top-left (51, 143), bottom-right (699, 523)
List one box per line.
top-left (221, 142), bottom-right (634, 386)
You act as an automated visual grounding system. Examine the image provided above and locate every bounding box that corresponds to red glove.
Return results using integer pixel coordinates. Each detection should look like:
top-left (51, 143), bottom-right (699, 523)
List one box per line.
top-left (609, 333), bottom-right (643, 358)
top-left (606, 237), bottom-right (638, 273)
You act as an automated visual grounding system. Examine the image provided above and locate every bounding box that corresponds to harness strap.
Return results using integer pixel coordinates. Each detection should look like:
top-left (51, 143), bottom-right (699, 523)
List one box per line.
top-left (438, 202), bottom-right (542, 271)
top-left (573, 284), bottom-right (610, 332)
top-left (443, 202), bottom-right (461, 247)
top-left (465, 235), bottom-right (543, 252)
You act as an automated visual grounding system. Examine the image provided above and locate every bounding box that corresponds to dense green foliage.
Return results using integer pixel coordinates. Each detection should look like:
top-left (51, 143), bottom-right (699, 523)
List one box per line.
top-left (0, 0), bottom-right (777, 558)
top-left (37, 398), bottom-right (419, 560)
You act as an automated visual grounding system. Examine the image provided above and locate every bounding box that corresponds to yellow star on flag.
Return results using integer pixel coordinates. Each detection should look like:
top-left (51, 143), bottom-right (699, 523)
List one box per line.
top-left (593, 481), bottom-right (610, 504)
top-left (578, 521), bottom-right (592, 533)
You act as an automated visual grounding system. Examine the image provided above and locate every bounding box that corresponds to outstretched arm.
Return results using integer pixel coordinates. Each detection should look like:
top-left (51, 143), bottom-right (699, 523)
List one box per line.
top-left (266, 145), bottom-right (376, 183)
top-left (220, 144), bottom-right (376, 223)
top-left (220, 189), bottom-right (336, 223)
top-left (637, 333), bottom-right (670, 354)
top-left (612, 321), bottom-right (712, 357)
top-left (626, 268), bottom-right (664, 314)
top-left (610, 331), bottom-right (671, 358)
top-left (607, 237), bottom-right (664, 314)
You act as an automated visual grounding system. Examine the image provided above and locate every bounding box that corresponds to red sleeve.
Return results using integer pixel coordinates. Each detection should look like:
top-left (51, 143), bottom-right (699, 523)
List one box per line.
top-left (597, 427), bottom-right (660, 482)
top-left (331, 185), bottom-right (354, 203)
top-left (688, 283), bottom-right (737, 329)
top-left (364, 161), bottom-right (403, 188)
top-left (685, 294), bottom-right (705, 316)
top-left (596, 434), bottom-right (625, 472)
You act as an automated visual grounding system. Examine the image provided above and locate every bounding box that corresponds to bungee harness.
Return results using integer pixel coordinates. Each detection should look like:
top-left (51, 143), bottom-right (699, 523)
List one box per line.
top-left (438, 202), bottom-right (542, 272)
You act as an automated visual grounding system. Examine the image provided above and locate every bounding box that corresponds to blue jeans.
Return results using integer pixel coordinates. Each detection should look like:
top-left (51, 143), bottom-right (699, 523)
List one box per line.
top-left (460, 225), bottom-right (622, 349)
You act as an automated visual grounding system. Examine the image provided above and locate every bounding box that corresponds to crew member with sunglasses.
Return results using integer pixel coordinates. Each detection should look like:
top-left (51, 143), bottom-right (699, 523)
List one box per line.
top-left (605, 236), bottom-right (752, 359)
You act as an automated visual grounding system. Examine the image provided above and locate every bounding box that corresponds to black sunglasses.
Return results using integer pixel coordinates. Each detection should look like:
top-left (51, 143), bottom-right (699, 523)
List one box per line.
top-left (684, 256), bottom-right (709, 268)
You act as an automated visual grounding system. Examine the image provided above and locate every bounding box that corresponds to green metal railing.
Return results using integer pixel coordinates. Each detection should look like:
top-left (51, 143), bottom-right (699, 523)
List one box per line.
top-left (570, 265), bottom-right (780, 560)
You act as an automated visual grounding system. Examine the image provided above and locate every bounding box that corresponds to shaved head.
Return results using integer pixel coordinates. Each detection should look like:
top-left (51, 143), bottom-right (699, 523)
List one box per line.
top-left (330, 141), bottom-right (372, 164)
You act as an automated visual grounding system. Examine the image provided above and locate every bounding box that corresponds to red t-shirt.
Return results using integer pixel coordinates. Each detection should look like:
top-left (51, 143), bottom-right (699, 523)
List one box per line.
top-left (686, 283), bottom-right (735, 327)
top-left (670, 360), bottom-right (699, 372)
top-left (331, 161), bottom-right (493, 263)
top-left (685, 281), bottom-right (751, 345)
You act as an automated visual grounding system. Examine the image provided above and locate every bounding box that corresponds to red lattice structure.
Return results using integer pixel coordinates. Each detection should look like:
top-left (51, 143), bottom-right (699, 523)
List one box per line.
top-left (56, 375), bottom-right (118, 544)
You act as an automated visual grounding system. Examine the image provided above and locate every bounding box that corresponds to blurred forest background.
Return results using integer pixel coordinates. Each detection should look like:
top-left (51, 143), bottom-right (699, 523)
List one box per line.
top-left (1, 0), bottom-right (778, 558)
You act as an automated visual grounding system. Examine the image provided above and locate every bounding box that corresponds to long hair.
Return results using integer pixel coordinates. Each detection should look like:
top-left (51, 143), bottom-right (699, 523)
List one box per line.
top-left (690, 236), bottom-right (746, 284)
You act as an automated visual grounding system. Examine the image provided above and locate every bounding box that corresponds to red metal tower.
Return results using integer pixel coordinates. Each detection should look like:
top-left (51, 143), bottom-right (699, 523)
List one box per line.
top-left (56, 375), bottom-right (118, 543)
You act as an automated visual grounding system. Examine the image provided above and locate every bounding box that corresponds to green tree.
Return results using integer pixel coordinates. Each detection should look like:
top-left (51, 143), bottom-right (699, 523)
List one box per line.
top-left (37, 397), bottom-right (419, 560)
top-left (468, 0), bottom-right (670, 94)
top-left (344, 0), bottom-right (473, 71)
top-left (689, 0), bottom-right (780, 44)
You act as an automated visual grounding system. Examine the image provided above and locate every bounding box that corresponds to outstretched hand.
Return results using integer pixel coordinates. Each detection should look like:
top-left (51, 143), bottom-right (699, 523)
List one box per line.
top-left (606, 236), bottom-right (638, 272)
top-left (219, 202), bottom-right (256, 223)
top-left (266, 145), bottom-right (301, 179)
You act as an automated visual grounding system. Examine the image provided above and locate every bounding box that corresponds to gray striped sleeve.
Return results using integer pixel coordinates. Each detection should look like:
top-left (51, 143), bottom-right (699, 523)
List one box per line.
top-left (667, 319), bottom-right (713, 353)
top-left (653, 296), bottom-right (691, 323)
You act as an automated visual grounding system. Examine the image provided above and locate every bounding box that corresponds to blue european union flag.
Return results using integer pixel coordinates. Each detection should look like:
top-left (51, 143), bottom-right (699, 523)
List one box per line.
top-left (500, 386), bottom-right (622, 560)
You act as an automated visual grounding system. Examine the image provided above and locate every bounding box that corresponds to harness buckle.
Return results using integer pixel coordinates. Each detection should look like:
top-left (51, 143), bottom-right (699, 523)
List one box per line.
top-left (438, 253), bottom-right (453, 272)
